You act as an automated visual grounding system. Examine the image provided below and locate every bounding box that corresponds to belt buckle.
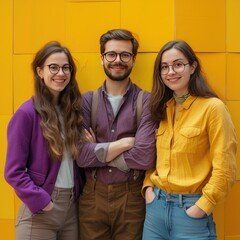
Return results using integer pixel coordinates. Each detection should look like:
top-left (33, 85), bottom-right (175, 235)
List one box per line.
top-left (166, 194), bottom-right (171, 201)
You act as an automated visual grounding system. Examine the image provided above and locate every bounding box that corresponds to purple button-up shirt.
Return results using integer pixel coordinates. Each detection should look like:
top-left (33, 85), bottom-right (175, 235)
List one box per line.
top-left (77, 81), bottom-right (157, 184)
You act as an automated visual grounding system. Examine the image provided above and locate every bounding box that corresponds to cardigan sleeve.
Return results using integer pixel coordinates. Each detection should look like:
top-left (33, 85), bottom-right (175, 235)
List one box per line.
top-left (4, 104), bottom-right (51, 214)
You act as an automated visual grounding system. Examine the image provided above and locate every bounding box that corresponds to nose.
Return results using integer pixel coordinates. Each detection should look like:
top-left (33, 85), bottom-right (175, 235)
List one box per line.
top-left (115, 53), bottom-right (121, 62)
top-left (57, 67), bottom-right (65, 75)
top-left (168, 65), bottom-right (175, 74)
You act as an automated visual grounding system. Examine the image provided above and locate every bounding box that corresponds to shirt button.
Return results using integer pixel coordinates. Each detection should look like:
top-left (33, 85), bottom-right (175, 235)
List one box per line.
top-left (111, 129), bottom-right (115, 133)
top-left (109, 169), bottom-right (112, 173)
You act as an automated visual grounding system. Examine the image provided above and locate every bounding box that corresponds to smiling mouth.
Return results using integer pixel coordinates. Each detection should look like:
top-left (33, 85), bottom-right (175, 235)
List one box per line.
top-left (52, 80), bottom-right (66, 85)
top-left (168, 77), bottom-right (179, 82)
top-left (111, 66), bottom-right (125, 70)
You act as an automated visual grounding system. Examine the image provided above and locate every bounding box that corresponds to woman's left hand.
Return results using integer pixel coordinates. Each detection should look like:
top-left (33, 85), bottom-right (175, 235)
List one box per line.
top-left (186, 204), bottom-right (206, 218)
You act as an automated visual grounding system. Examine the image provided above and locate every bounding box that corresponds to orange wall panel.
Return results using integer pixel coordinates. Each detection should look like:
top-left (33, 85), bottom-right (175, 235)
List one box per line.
top-left (226, 0), bottom-right (240, 52)
top-left (121, 0), bottom-right (175, 52)
top-left (225, 182), bottom-right (240, 236)
top-left (14, 0), bottom-right (66, 54)
top-left (66, 2), bottom-right (120, 52)
top-left (197, 53), bottom-right (226, 99)
top-left (0, 173), bottom-right (15, 219)
top-left (1, 1), bottom-right (240, 239)
top-left (176, 0), bottom-right (226, 52)
top-left (0, 0), bottom-right (13, 115)
top-left (74, 53), bottom-right (105, 93)
top-left (227, 101), bottom-right (240, 180)
top-left (213, 201), bottom-right (225, 240)
top-left (131, 53), bottom-right (157, 91)
top-left (0, 219), bottom-right (15, 240)
top-left (13, 55), bottom-right (34, 111)
top-left (0, 116), bottom-right (10, 173)
top-left (226, 54), bottom-right (240, 101)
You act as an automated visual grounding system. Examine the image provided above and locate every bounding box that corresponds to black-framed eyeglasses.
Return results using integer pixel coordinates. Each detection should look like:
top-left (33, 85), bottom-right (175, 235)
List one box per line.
top-left (45, 64), bottom-right (73, 75)
top-left (161, 62), bottom-right (189, 75)
top-left (102, 51), bottom-right (134, 63)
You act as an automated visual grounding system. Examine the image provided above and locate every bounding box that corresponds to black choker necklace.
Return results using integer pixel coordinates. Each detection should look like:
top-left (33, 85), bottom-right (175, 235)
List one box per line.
top-left (173, 93), bottom-right (190, 104)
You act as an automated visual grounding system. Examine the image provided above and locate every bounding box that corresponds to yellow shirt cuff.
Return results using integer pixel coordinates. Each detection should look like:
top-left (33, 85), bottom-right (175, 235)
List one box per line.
top-left (195, 195), bottom-right (215, 215)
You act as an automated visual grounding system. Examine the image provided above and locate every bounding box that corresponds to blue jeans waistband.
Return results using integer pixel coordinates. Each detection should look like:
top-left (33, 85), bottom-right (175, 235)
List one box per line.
top-left (154, 187), bottom-right (202, 207)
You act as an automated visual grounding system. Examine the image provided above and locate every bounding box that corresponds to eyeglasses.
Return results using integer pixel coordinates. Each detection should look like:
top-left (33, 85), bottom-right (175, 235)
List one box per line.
top-left (45, 64), bottom-right (73, 75)
top-left (161, 62), bottom-right (189, 75)
top-left (102, 51), bottom-right (134, 63)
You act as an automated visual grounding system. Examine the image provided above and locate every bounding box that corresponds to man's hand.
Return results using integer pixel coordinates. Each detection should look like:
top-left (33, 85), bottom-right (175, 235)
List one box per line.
top-left (106, 137), bottom-right (135, 162)
top-left (84, 128), bottom-right (96, 143)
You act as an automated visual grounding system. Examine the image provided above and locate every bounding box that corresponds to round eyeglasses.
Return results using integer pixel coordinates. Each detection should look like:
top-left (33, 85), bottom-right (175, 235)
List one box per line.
top-left (45, 64), bottom-right (73, 75)
top-left (161, 62), bottom-right (189, 75)
top-left (102, 51), bottom-right (134, 63)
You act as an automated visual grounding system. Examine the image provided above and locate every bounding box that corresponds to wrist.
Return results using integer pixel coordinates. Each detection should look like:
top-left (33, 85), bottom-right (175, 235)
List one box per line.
top-left (42, 201), bottom-right (53, 211)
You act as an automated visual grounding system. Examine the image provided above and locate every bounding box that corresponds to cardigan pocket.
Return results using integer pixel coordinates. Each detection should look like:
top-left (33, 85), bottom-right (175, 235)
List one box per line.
top-left (27, 169), bottom-right (46, 186)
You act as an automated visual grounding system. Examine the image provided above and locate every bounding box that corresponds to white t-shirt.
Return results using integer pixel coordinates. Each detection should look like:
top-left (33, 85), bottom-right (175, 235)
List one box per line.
top-left (55, 107), bottom-right (74, 188)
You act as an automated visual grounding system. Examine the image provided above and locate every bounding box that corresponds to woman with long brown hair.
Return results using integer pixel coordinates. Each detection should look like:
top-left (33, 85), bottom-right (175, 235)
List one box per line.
top-left (5, 41), bottom-right (84, 240)
top-left (142, 40), bottom-right (237, 239)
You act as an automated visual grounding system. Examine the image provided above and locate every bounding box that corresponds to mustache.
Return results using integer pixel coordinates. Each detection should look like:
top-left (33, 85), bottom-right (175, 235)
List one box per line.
top-left (109, 62), bottom-right (127, 68)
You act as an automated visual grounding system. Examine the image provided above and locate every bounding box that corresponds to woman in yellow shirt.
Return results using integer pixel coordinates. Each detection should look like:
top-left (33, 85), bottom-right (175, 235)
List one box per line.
top-left (142, 40), bottom-right (237, 240)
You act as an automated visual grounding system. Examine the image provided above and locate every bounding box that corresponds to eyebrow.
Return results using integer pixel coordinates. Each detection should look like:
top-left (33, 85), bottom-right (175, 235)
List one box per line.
top-left (47, 63), bottom-right (70, 65)
top-left (105, 51), bottom-right (133, 54)
top-left (162, 58), bottom-right (185, 64)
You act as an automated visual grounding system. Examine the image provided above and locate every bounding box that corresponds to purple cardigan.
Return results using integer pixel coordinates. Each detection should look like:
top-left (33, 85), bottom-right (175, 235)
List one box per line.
top-left (4, 98), bottom-right (84, 214)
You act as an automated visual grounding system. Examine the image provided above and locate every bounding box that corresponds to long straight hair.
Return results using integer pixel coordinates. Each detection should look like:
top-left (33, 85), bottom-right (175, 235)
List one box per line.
top-left (150, 40), bottom-right (218, 121)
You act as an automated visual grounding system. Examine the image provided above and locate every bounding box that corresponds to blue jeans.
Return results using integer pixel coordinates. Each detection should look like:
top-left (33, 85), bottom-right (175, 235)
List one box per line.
top-left (142, 187), bottom-right (216, 240)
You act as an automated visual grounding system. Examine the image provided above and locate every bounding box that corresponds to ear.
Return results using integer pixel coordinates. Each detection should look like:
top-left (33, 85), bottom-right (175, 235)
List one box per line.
top-left (132, 56), bottom-right (136, 66)
top-left (100, 55), bottom-right (104, 65)
top-left (36, 67), bottom-right (43, 79)
top-left (190, 61), bottom-right (197, 74)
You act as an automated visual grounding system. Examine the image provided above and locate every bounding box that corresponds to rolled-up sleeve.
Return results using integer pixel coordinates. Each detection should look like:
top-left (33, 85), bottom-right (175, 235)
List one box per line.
top-left (123, 92), bottom-right (157, 170)
top-left (95, 143), bottom-right (109, 163)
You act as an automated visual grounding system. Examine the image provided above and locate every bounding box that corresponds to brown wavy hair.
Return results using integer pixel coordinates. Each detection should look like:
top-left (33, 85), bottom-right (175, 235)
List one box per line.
top-left (100, 29), bottom-right (139, 55)
top-left (32, 41), bottom-right (83, 160)
top-left (150, 40), bottom-right (218, 122)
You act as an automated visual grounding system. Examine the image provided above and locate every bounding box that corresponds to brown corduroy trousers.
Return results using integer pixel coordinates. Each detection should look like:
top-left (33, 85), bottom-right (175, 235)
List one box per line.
top-left (79, 178), bottom-right (145, 240)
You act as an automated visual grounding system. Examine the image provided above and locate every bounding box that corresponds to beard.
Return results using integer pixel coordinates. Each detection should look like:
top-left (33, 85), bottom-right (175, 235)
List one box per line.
top-left (103, 63), bottom-right (133, 81)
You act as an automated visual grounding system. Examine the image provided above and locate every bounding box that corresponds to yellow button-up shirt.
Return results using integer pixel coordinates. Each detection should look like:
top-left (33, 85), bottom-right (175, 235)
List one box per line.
top-left (143, 96), bottom-right (237, 215)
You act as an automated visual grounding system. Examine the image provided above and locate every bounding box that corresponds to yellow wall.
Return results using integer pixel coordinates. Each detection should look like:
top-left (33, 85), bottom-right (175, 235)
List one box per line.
top-left (0, 0), bottom-right (239, 239)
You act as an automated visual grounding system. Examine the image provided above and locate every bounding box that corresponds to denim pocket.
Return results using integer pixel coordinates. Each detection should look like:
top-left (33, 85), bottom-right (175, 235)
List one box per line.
top-left (145, 195), bottom-right (156, 205)
top-left (184, 203), bottom-right (208, 220)
top-left (146, 188), bottom-right (158, 206)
